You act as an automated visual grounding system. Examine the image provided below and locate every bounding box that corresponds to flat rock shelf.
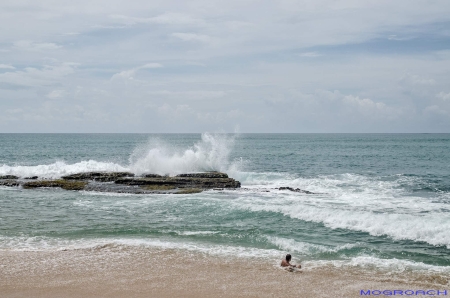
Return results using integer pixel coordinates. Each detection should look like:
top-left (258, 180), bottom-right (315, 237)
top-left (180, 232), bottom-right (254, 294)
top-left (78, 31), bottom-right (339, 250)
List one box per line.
top-left (0, 171), bottom-right (241, 194)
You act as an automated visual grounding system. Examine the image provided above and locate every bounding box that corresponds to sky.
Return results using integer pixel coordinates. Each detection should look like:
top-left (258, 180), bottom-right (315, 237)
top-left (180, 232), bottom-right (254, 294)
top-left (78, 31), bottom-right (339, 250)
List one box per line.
top-left (1, 0), bottom-right (450, 133)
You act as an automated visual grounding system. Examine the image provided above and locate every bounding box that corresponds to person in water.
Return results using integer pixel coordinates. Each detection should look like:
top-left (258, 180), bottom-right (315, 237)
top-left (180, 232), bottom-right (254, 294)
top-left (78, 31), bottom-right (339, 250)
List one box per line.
top-left (281, 254), bottom-right (301, 269)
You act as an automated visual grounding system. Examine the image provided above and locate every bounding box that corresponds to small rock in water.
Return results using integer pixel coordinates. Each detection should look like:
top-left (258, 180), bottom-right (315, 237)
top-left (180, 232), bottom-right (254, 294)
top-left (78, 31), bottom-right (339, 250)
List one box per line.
top-left (0, 175), bottom-right (19, 180)
top-left (24, 176), bottom-right (38, 180)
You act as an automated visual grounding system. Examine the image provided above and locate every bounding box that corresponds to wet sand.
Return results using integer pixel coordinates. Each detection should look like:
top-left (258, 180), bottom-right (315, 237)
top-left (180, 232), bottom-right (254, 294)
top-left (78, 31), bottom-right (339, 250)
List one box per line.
top-left (1, 246), bottom-right (448, 298)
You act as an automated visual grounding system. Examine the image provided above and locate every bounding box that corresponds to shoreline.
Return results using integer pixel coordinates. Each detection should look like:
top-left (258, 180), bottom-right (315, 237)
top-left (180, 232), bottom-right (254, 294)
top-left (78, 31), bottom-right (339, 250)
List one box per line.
top-left (1, 247), bottom-right (448, 298)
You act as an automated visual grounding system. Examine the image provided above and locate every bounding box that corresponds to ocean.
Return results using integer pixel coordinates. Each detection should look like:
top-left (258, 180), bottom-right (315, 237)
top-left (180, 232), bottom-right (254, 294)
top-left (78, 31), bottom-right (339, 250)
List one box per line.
top-left (1, 133), bottom-right (449, 275)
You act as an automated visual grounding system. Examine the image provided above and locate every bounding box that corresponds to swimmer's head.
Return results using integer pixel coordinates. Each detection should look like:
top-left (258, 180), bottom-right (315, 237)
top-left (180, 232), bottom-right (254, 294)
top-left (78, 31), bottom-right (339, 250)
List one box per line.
top-left (286, 254), bottom-right (291, 261)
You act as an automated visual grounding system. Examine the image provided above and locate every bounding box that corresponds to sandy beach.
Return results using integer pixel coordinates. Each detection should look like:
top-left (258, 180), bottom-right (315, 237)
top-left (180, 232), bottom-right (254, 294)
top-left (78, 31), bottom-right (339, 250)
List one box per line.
top-left (1, 246), bottom-right (448, 298)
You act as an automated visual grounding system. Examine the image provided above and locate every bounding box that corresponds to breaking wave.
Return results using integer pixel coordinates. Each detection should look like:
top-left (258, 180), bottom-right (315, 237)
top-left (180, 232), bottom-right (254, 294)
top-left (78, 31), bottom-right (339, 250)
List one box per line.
top-left (129, 133), bottom-right (237, 175)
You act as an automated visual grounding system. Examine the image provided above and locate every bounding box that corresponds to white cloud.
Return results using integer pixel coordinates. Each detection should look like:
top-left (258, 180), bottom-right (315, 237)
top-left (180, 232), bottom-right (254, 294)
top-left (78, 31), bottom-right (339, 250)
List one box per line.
top-left (424, 105), bottom-right (448, 117)
top-left (110, 12), bottom-right (203, 26)
top-left (436, 92), bottom-right (450, 101)
top-left (13, 40), bottom-right (62, 51)
top-left (340, 95), bottom-right (402, 121)
top-left (148, 90), bottom-right (226, 100)
top-left (0, 64), bottom-right (15, 69)
top-left (298, 52), bottom-right (321, 57)
top-left (172, 33), bottom-right (211, 43)
top-left (110, 63), bottom-right (163, 81)
top-left (141, 63), bottom-right (163, 69)
top-left (47, 90), bottom-right (66, 99)
top-left (62, 32), bottom-right (80, 36)
top-left (0, 62), bottom-right (78, 87)
top-left (157, 104), bottom-right (194, 119)
top-left (387, 35), bottom-right (413, 41)
top-left (400, 73), bottom-right (435, 86)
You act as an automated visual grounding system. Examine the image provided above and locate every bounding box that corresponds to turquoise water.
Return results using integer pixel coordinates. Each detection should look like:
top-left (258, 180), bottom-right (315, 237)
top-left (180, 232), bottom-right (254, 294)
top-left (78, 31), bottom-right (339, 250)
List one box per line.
top-left (1, 133), bottom-right (449, 273)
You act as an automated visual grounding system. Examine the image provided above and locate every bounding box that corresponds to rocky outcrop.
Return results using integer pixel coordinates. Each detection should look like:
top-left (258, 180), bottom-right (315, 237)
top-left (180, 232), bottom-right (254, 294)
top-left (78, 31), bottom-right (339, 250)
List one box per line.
top-left (0, 172), bottom-right (240, 194)
top-left (0, 175), bottom-right (19, 180)
top-left (0, 172), bottom-right (317, 195)
top-left (62, 172), bottom-right (135, 182)
top-left (115, 175), bottom-right (240, 189)
top-left (23, 180), bottom-right (87, 191)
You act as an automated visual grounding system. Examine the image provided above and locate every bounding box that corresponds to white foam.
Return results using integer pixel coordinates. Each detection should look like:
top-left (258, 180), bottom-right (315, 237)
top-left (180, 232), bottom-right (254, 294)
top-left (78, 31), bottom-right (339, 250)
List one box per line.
top-left (227, 172), bottom-right (450, 248)
top-left (267, 236), bottom-right (360, 255)
top-left (0, 236), bottom-right (281, 259)
top-left (305, 256), bottom-right (450, 274)
top-left (0, 160), bottom-right (128, 179)
top-left (175, 231), bottom-right (220, 236)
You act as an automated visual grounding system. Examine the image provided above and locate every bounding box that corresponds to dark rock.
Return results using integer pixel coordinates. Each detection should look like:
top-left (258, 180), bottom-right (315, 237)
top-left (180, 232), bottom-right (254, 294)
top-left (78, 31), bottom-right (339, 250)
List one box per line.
top-left (0, 180), bottom-right (20, 187)
top-left (23, 180), bottom-right (87, 191)
top-left (0, 175), bottom-right (19, 180)
top-left (143, 174), bottom-right (163, 178)
top-left (279, 187), bottom-right (315, 194)
top-left (84, 183), bottom-right (205, 195)
top-left (115, 175), bottom-right (240, 189)
top-left (62, 172), bottom-right (135, 182)
top-left (176, 172), bottom-right (228, 178)
top-left (24, 176), bottom-right (38, 180)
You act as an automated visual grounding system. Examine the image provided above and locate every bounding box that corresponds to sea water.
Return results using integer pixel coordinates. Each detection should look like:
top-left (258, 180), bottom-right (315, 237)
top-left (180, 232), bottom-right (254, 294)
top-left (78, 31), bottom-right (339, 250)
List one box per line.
top-left (0, 133), bottom-right (449, 274)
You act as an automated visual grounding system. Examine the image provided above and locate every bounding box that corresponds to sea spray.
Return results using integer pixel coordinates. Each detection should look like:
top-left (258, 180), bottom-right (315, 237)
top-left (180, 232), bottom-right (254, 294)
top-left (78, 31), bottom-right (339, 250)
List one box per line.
top-left (128, 133), bottom-right (238, 175)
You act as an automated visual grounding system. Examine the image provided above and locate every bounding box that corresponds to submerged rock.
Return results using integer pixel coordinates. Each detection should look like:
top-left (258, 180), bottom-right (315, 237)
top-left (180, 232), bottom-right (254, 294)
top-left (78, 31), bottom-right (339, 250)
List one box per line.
top-left (176, 172), bottom-right (229, 178)
top-left (278, 187), bottom-right (316, 194)
top-left (0, 175), bottom-right (19, 180)
top-left (62, 172), bottom-right (134, 182)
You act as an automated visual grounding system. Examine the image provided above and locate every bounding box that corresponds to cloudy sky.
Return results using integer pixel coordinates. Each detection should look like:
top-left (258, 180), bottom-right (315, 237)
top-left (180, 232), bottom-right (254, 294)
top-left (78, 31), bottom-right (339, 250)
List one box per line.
top-left (1, 0), bottom-right (450, 132)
